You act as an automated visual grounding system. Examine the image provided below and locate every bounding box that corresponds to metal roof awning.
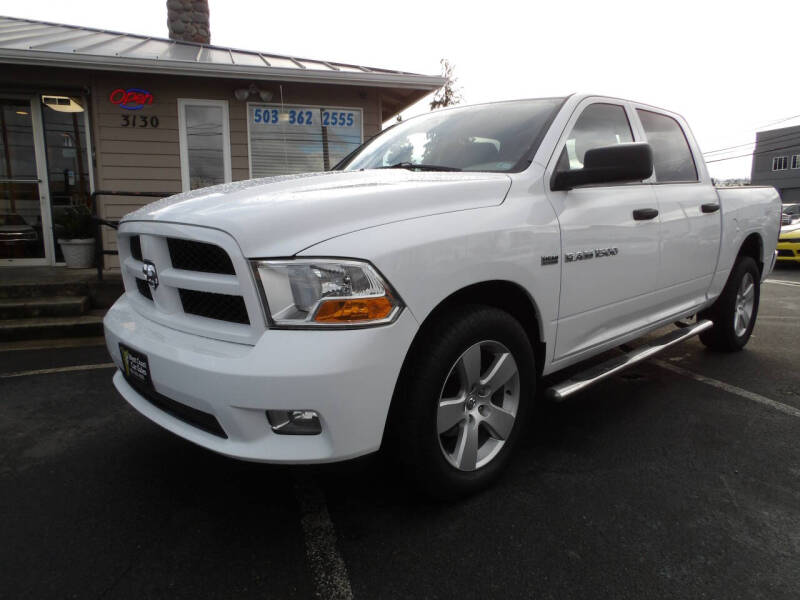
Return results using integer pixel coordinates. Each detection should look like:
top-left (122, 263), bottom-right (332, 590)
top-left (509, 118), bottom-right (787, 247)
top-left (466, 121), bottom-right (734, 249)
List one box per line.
top-left (0, 15), bottom-right (445, 92)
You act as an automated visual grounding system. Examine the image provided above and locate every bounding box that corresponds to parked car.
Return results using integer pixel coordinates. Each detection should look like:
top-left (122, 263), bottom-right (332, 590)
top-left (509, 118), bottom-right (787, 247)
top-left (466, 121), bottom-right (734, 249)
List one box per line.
top-left (781, 203), bottom-right (800, 226)
top-left (777, 222), bottom-right (800, 263)
top-left (0, 212), bottom-right (39, 259)
top-left (0, 212), bottom-right (38, 243)
top-left (104, 94), bottom-right (782, 497)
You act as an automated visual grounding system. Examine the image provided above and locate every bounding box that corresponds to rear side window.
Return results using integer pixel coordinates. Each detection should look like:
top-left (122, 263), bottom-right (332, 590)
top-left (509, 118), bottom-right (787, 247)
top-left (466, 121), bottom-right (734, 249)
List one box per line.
top-left (637, 109), bottom-right (698, 182)
top-left (557, 103), bottom-right (633, 171)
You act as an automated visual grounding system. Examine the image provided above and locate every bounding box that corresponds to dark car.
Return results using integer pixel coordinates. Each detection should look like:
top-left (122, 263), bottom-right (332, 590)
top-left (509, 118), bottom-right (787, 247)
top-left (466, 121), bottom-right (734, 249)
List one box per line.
top-left (782, 203), bottom-right (800, 226)
top-left (0, 212), bottom-right (38, 243)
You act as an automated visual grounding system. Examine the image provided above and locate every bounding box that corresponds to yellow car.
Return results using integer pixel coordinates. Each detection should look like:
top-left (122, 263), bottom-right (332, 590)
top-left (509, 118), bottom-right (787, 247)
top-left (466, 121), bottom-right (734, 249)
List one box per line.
top-left (777, 226), bottom-right (800, 263)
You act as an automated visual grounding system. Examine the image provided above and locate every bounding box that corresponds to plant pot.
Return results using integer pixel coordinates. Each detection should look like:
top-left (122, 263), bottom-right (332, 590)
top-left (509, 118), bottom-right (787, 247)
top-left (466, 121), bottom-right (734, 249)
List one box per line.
top-left (58, 238), bottom-right (95, 269)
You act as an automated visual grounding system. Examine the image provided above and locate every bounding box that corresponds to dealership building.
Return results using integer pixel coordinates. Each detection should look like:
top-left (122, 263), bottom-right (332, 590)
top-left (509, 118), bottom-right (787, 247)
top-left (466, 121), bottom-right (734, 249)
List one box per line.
top-left (0, 15), bottom-right (444, 269)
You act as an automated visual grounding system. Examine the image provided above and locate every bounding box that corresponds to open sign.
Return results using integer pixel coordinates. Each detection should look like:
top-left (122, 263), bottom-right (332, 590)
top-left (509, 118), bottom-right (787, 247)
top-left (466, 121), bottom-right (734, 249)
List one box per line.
top-left (109, 88), bottom-right (154, 110)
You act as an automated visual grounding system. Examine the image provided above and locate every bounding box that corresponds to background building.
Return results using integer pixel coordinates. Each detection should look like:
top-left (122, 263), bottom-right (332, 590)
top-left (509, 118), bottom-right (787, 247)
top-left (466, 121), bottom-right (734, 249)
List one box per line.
top-left (0, 15), bottom-right (444, 269)
top-left (750, 124), bottom-right (800, 204)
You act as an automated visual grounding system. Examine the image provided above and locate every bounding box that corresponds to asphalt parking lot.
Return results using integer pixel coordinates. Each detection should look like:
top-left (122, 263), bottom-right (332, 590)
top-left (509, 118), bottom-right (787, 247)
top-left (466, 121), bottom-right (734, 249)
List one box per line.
top-left (2, 264), bottom-right (799, 600)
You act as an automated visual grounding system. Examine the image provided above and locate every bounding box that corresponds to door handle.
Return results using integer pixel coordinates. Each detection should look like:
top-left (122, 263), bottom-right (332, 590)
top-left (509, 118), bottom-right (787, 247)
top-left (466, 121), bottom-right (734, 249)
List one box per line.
top-left (633, 208), bottom-right (659, 220)
top-left (701, 203), bottom-right (720, 213)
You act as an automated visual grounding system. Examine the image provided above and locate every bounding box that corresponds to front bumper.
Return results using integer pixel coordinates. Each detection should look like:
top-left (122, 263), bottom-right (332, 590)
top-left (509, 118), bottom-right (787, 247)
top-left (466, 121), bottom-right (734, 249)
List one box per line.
top-left (776, 241), bottom-right (800, 262)
top-left (104, 296), bottom-right (418, 463)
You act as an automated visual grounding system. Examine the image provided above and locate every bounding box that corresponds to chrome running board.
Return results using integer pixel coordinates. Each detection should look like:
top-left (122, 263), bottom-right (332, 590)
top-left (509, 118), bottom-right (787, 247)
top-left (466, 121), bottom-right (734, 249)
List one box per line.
top-left (545, 319), bottom-right (714, 402)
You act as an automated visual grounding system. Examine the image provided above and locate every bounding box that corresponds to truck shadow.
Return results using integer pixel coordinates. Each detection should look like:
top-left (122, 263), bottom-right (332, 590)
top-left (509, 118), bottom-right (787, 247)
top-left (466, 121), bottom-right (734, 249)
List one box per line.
top-left (111, 364), bottom-right (657, 513)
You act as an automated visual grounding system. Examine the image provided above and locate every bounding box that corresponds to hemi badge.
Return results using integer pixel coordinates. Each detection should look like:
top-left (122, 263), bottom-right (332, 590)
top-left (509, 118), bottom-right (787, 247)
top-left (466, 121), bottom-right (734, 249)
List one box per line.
top-left (541, 255), bottom-right (559, 266)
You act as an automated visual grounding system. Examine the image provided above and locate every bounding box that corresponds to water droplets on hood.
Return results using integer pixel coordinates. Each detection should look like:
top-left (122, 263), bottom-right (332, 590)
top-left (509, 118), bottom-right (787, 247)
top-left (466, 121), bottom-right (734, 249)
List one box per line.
top-left (126, 172), bottom-right (339, 219)
top-left (119, 169), bottom-right (512, 258)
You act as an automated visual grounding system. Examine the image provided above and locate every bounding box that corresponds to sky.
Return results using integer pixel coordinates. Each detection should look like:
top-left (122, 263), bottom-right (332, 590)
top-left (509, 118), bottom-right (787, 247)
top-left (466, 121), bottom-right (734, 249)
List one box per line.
top-left (2, 0), bottom-right (798, 179)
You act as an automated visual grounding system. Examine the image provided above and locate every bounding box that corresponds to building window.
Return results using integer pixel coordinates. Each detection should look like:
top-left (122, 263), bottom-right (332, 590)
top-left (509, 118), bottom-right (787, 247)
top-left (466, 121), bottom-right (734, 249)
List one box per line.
top-left (177, 99), bottom-right (232, 192)
top-left (792, 155), bottom-right (800, 169)
top-left (772, 156), bottom-right (788, 171)
top-left (247, 104), bottom-right (363, 177)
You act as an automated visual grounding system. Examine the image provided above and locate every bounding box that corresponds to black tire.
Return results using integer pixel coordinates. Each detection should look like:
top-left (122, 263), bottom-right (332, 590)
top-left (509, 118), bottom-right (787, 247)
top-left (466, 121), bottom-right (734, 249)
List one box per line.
top-left (699, 256), bottom-right (760, 352)
top-left (387, 305), bottom-right (535, 499)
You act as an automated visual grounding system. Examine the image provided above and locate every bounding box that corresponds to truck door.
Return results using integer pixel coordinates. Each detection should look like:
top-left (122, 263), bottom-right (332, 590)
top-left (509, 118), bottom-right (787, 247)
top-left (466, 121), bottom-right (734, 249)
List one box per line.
top-left (545, 100), bottom-right (661, 362)
top-left (634, 108), bottom-right (722, 314)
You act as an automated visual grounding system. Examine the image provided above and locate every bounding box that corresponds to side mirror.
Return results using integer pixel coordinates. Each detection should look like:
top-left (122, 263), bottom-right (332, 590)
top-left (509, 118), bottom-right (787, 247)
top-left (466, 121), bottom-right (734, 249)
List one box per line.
top-left (551, 142), bottom-right (654, 191)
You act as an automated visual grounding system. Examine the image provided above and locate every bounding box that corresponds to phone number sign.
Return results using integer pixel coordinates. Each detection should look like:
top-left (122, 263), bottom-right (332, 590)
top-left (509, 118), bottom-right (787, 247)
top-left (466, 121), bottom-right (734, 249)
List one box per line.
top-left (250, 105), bottom-right (358, 128)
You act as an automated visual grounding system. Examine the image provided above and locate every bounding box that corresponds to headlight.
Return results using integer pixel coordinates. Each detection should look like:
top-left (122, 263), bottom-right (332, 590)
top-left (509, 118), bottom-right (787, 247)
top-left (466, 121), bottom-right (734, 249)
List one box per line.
top-left (251, 258), bottom-right (403, 328)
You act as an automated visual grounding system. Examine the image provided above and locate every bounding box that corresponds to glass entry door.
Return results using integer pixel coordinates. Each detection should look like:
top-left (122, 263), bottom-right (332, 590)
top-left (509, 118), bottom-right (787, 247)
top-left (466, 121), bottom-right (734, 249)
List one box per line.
top-left (0, 98), bottom-right (49, 262)
top-left (40, 94), bottom-right (92, 263)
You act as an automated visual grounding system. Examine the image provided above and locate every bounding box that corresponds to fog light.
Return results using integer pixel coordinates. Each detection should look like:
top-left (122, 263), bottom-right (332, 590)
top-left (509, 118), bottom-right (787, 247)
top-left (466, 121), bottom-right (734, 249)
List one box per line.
top-left (266, 410), bottom-right (322, 435)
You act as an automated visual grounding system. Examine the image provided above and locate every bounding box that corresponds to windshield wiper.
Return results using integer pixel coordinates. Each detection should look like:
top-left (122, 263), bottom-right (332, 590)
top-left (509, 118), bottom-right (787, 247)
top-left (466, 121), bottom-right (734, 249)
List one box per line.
top-left (379, 162), bottom-right (462, 172)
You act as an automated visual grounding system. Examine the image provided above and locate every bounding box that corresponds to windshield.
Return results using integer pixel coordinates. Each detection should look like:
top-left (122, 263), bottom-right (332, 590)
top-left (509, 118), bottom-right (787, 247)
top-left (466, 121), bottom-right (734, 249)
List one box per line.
top-left (339, 98), bottom-right (565, 173)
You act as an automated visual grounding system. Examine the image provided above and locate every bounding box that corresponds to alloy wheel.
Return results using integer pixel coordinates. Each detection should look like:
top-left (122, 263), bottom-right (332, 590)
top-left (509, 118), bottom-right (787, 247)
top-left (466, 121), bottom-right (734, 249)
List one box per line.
top-left (733, 272), bottom-right (755, 337)
top-left (436, 340), bottom-right (520, 471)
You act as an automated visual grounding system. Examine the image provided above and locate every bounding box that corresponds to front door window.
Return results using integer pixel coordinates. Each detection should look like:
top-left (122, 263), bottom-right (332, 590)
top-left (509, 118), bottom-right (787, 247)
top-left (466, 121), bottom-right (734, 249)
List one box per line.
top-left (556, 102), bottom-right (634, 171)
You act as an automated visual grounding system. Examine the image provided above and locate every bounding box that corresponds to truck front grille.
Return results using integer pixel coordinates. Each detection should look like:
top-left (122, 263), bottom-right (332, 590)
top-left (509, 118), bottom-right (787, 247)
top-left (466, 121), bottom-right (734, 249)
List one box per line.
top-left (118, 225), bottom-right (265, 345)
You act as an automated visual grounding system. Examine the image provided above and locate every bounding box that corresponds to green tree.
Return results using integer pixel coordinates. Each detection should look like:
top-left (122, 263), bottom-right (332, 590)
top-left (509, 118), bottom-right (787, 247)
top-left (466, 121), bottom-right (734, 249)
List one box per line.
top-left (430, 59), bottom-right (463, 110)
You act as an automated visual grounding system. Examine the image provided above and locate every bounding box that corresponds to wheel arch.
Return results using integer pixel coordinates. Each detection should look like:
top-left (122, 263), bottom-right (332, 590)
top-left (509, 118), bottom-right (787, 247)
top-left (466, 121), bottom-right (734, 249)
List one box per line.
top-left (737, 232), bottom-right (765, 275)
top-left (416, 280), bottom-right (545, 371)
top-left (383, 280), bottom-right (545, 447)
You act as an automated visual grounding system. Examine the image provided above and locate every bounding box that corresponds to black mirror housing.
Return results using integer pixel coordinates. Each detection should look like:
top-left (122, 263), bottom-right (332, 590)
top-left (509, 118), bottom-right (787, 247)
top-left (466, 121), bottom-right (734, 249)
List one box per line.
top-left (551, 142), bottom-right (654, 191)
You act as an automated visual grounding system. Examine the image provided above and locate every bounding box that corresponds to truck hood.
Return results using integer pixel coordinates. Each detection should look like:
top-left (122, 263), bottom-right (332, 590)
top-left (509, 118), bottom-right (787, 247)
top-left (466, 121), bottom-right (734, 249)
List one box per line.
top-left (123, 170), bottom-right (512, 256)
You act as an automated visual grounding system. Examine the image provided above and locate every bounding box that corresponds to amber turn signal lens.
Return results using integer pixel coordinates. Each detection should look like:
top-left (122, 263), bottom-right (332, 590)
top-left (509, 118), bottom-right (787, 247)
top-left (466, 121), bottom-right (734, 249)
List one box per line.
top-left (314, 296), bottom-right (394, 323)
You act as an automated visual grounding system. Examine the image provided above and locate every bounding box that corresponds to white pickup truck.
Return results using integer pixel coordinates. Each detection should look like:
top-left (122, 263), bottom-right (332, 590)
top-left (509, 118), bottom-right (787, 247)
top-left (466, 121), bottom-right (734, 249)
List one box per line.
top-left (104, 94), bottom-right (781, 497)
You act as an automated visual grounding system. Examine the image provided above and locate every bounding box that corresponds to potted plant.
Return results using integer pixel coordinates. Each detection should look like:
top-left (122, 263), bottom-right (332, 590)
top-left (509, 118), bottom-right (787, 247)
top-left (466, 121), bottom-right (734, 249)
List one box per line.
top-left (55, 204), bottom-right (95, 269)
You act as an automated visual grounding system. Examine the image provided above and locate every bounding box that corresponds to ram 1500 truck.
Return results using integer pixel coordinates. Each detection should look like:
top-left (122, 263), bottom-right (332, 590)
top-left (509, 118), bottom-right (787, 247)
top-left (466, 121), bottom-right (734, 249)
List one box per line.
top-left (104, 94), bottom-right (781, 497)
